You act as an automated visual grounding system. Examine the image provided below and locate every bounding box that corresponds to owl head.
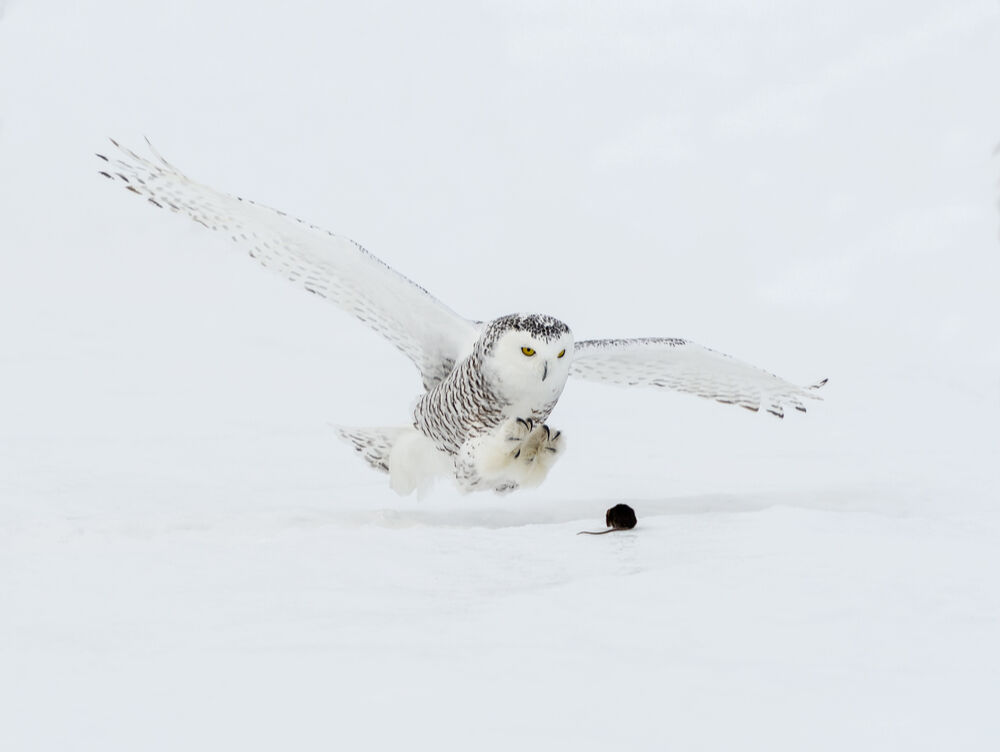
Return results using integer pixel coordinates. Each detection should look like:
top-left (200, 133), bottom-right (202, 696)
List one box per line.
top-left (479, 313), bottom-right (575, 398)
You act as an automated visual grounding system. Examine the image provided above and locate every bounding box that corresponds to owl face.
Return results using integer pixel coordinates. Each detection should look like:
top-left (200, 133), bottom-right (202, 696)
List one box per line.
top-left (481, 314), bottom-right (575, 401)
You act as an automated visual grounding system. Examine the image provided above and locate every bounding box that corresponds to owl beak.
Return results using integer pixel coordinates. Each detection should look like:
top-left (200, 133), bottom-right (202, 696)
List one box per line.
top-left (542, 361), bottom-right (549, 381)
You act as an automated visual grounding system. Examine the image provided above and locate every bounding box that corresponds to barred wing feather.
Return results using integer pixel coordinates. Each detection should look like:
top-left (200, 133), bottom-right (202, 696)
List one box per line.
top-left (571, 338), bottom-right (826, 418)
top-left (97, 139), bottom-right (479, 391)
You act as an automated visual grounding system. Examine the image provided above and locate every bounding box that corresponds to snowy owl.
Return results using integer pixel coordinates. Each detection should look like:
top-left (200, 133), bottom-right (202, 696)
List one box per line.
top-left (97, 139), bottom-right (826, 495)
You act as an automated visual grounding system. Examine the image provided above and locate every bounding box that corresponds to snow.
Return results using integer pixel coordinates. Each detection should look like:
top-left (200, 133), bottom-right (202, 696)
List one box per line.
top-left (2, 1), bottom-right (999, 748)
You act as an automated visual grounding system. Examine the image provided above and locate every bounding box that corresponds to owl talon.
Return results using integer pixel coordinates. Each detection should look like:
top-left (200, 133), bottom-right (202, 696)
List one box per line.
top-left (504, 420), bottom-right (563, 465)
top-left (539, 426), bottom-right (562, 457)
top-left (506, 417), bottom-right (533, 445)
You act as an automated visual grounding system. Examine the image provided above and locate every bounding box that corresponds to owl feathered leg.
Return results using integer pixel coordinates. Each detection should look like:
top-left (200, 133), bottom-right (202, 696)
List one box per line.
top-left (510, 421), bottom-right (563, 489)
top-left (515, 421), bottom-right (563, 463)
top-left (461, 417), bottom-right (565, 493)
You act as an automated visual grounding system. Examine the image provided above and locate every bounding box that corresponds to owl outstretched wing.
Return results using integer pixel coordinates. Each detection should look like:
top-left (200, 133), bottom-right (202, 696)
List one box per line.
top-left (97, 139), bottom-right (480, 390)
top-left (570, 338), bottom-right (826, 418)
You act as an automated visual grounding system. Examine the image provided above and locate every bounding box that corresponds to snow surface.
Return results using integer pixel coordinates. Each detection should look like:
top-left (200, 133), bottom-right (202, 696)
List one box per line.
top-left (2, 1), bottom-right (1000, 749)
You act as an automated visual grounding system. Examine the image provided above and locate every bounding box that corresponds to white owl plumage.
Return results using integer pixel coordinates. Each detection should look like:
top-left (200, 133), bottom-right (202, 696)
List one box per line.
top-left (98, 139), bottom-right (826, 495)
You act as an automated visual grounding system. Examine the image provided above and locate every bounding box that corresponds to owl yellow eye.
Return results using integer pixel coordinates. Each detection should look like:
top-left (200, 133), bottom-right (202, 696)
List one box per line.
top-left (521, 346), bottom-right (536, 357)
top-left (557, 349), bottom-right (566, 358)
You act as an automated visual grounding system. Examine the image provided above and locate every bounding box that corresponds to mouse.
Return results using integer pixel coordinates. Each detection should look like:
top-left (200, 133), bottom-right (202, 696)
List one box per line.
top-left (577, 503), bottom-right (637, 535)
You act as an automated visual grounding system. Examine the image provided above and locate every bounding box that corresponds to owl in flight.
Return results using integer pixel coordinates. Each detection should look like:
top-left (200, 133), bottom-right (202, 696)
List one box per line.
top-left (98, 139), bottom-right (826, 495)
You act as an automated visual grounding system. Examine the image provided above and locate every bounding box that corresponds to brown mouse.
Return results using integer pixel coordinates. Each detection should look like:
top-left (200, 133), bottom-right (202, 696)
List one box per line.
top-left (577, 503), bottom-right (637, 535)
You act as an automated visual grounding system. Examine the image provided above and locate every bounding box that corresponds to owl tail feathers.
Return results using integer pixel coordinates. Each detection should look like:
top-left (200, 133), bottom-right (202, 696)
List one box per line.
top-left (333, 425), bottom-right (451, 496)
